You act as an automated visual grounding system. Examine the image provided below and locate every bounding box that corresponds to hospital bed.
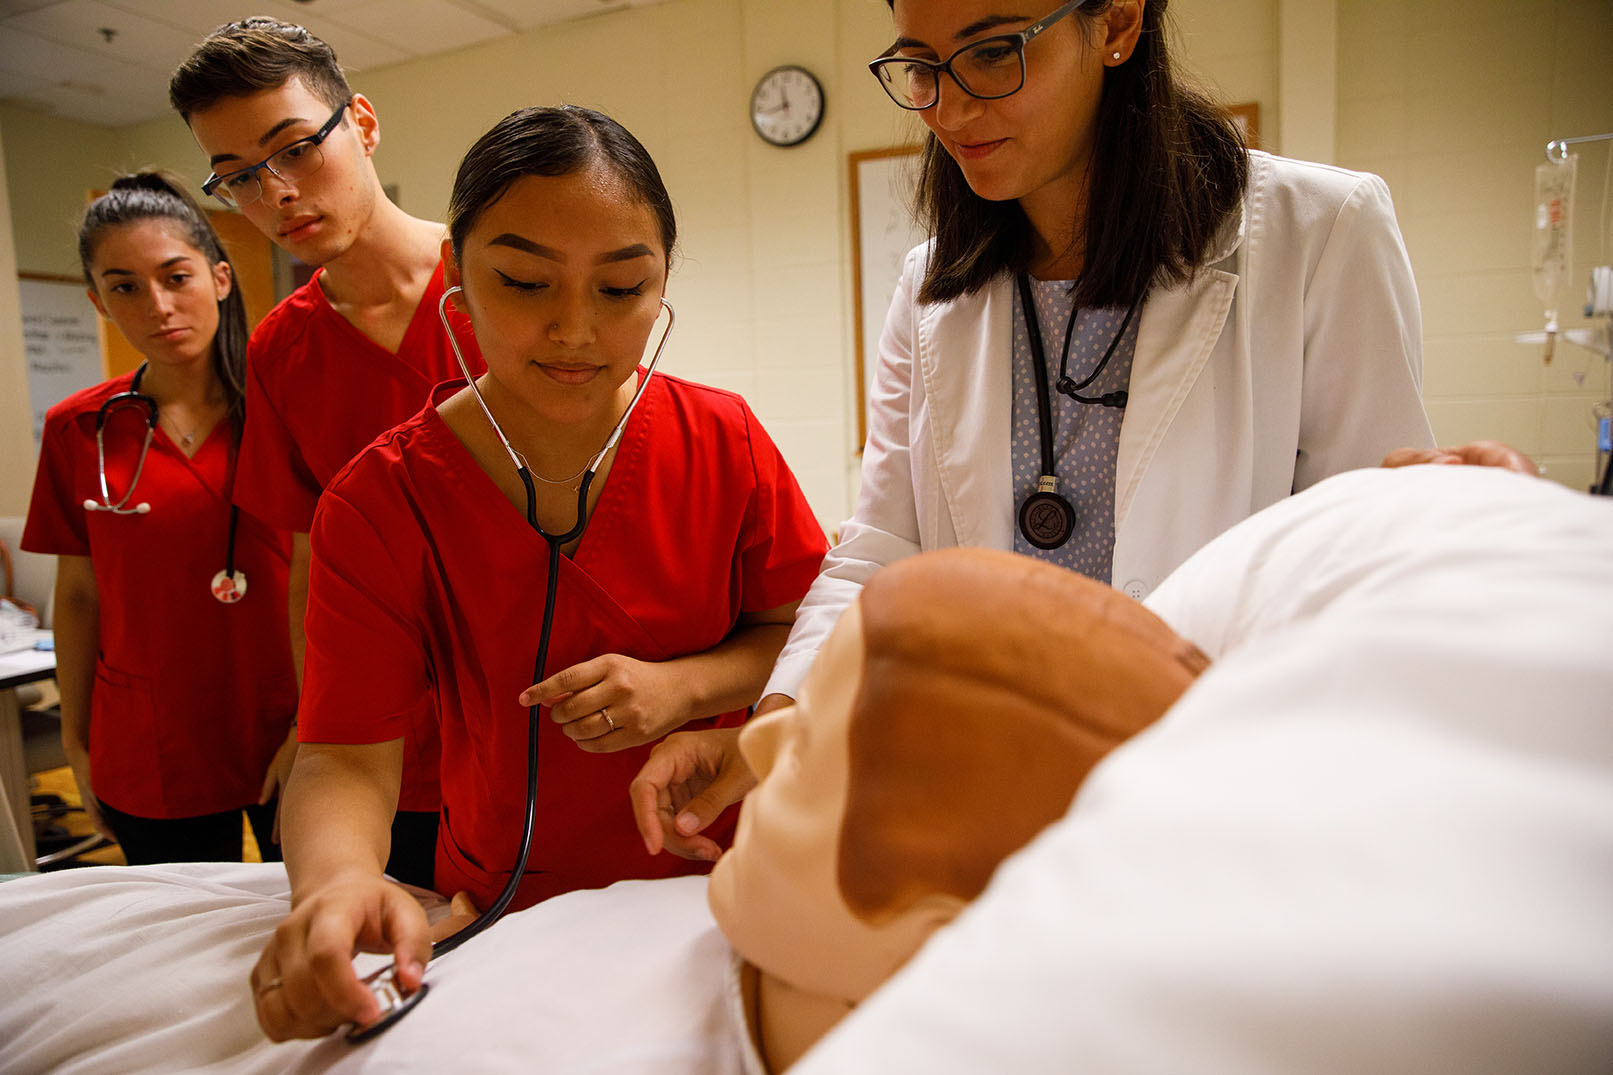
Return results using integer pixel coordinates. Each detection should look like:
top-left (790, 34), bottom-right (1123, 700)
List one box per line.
top-left (2, 465), bottom-right (1610, 1074)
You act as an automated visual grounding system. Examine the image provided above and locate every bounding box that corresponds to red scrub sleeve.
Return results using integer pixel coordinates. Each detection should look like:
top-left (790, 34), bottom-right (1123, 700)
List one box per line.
top-left (234, 341), bottom-right (323, 534)
top-left (736, 406), bottom-right (829, 613)
top-left (298, 488), bottom-right (432, 747)
top-left (21, 410), bottom-right (91, 556)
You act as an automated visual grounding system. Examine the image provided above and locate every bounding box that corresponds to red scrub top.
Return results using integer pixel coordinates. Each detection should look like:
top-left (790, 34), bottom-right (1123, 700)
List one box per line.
top-left (22, 373), bottom-right (297, 819)
top-left (300, 374), bottom-right (828, 909)
top-left (239, 259), bottom-right (480, 813)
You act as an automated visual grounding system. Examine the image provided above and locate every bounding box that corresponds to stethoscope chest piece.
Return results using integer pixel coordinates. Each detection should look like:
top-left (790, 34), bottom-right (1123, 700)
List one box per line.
top-left (210, 568), bottom-right (247, 604)
top-left (1018, 477), bottom-right (1076, 550)
top-left (345, 964), bottom-right (430, 1044)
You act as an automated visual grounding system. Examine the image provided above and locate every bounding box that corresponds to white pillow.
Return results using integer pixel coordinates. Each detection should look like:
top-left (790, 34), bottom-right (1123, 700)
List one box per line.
top-left (794, 467), bottom-right (1613, 1074)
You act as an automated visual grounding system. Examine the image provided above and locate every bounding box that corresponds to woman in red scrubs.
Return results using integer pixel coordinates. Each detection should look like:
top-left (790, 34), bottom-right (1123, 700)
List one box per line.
top-left (23, 173), bottom-right (297, 864)
top-left (251, 106), bottom-right (827, 1041)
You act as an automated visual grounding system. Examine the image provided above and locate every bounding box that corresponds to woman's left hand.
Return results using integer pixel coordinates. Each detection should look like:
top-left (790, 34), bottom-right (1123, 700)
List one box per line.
top-left (258, 725), bottom-right (300, 843)
top-left (521, 654), bottom-right (693, 753)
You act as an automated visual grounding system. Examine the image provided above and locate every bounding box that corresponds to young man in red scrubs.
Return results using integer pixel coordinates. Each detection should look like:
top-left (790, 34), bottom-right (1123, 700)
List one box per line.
top-left (169, 18), bottom-right (482, 885)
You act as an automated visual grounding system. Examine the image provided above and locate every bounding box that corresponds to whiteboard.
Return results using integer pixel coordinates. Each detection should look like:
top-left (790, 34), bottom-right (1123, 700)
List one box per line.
top-left (850, 146), bottom-right (927, 446)
top-left (19, 277), bottom-right (103, 450)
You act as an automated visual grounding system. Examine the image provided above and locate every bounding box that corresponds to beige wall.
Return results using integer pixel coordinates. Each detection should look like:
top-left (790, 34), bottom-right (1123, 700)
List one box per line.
top-left (1173, 0), bottom-right (1280, 148)
top-left (1335, 0), bottom-right (1613, 491)
top-left (0, 121), bottom-right (35, 516)
top-left (3, 0), bottom-right (1609, 520)
top-left (0, 103), bottom-right (125, 278)
top-left (90, 0), bottom-right (909, 527)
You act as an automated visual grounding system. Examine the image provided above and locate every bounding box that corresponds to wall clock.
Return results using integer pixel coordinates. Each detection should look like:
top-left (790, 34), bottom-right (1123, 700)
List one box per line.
top-left (750, 64), bottom-right (825, 147)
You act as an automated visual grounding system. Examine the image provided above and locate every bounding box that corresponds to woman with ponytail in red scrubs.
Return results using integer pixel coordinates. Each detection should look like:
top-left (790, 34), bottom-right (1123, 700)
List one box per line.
top-left (23, 173), bottom-right (297, 864)
top-left (250, 107), bottom-right (826, 1041)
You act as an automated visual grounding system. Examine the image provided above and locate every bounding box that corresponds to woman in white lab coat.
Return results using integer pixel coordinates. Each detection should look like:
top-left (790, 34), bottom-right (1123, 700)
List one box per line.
top-left (631, 0), bottom-right (1441, 857)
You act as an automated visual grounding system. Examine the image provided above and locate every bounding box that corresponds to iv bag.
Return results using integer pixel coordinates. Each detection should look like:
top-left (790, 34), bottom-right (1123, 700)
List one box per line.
top-left (1532, 153), bottom-right (1577, 363)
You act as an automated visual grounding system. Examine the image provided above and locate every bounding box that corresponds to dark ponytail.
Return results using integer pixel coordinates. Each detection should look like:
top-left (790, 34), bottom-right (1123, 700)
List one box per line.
top-left (78, 172), bottom-right (249, 422)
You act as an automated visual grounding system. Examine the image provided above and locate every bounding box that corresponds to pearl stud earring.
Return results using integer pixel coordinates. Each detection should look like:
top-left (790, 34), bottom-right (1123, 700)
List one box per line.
top-left (1112, 51), bottom-right (1122, 60)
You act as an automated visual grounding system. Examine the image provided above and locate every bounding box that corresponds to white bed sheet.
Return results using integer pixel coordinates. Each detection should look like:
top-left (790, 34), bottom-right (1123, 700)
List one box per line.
top-left (0, 865), bottom-right (746, 1074)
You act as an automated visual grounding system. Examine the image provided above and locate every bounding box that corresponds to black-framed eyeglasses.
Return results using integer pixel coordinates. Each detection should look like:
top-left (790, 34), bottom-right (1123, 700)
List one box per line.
top-left (869, 0), bottom-right (1090, 111)
top-left (201, 98), bottom-right (351, 208)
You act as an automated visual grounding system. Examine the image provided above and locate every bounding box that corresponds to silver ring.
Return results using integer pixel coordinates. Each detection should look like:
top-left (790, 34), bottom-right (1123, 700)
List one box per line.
top-left (601, 706), bottom-right (615, 732)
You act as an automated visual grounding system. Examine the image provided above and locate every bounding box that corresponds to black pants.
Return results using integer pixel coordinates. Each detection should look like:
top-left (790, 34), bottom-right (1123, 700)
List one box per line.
top-left (386, 809), bottom-right (439, 890)
top-left (99, 800), bottom-right (436, 887)
top-left (99, 798), bottom-right (283, 865)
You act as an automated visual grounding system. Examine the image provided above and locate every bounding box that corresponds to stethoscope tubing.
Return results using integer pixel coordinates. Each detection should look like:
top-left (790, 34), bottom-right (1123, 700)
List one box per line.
top-left (82, 363), bottom-right (246, 599)
top-left (86, 365), bottom-right (159, 516)
top-left (348, 289), bottom-right (677, 1038)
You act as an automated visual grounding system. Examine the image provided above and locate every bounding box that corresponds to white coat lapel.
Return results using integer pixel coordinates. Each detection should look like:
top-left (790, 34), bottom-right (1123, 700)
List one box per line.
top-left (918, 276), bottom-right (1015, 549)
top-left (1115, 217), bottom-right (1245, 530)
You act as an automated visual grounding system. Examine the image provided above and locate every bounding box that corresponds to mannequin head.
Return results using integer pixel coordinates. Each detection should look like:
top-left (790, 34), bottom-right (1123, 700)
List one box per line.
top-left (709, 548), bottom-right (1208, 1066)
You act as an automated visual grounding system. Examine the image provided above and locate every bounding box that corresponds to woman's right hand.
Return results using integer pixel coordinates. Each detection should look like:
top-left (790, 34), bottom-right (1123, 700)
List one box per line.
top-left (628, 693), bottom-right (791, 861)
top-left (250, 870), bottom-right (431, 1041)
top-left (60, 740), bottom-right (111, 840)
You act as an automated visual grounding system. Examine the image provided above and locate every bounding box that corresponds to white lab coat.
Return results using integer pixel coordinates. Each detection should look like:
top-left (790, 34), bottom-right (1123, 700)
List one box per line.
top-left (765, 151), bottom-right (1435, 699)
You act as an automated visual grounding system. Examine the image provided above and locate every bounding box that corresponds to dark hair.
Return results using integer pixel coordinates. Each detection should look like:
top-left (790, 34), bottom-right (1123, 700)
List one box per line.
top-left (893, 0), bottom-right (1247, 308)
top-left (169, 17), bottom-right (351, 121)
top-left (78, 172), bottom-right (249, 420)
top-left (447, 106), bottom-right (677, 267)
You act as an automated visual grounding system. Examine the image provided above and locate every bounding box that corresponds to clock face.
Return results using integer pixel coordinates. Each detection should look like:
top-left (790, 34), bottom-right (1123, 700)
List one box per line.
top-left (750, 65), bottom-right (825, 147)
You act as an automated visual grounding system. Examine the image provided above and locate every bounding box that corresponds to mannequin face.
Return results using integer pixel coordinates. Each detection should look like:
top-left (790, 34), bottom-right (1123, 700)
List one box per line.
top-left (709, 604), bottom-right (960, 1004)
top-left (709, 548), bottom-right (1208, 1009)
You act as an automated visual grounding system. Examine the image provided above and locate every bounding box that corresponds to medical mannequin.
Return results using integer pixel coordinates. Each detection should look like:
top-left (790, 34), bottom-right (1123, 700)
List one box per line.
top-left (709, 547), bottom-right (1208, 1071)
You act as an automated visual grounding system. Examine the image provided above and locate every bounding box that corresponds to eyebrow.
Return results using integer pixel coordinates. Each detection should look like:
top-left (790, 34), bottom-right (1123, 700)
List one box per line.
top-left (98, 256), bottom-right (195, 277)
top-left (889, 13), bottom-right (1032, 51)
top-left (207, 116), bottom-right (314, 168)
top-left (488, 234), bottom-right (656, 264)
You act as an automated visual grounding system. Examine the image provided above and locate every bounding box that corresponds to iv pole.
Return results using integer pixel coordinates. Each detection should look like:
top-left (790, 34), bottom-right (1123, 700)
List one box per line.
top-left (1530, 132), bottom-right (1613, 495)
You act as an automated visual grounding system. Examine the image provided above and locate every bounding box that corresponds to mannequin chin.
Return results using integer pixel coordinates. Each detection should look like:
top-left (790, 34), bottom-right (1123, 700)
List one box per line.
top-left (709, 548), bottom-right (1209, 1071)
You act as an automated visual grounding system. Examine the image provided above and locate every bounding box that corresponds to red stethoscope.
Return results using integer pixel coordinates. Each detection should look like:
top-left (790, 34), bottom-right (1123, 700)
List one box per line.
top-left (82, 363), bottom-right (248, 604)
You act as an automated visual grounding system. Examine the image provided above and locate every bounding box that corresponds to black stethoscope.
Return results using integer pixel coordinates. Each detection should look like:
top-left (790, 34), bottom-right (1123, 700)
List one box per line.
top-left (1015, 274), bottom-right (1142, 550)
top-left (344, 286), bottom-right (676, 1044)
top-left (82, 363), bottom-right (247, 604)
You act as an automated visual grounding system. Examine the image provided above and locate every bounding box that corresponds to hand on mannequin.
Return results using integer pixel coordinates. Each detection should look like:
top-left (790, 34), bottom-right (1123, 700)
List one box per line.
top-left (250, 870), bottom-right (430, 1041)
top-left (523, 653), bottom-right (694, 753)
top-left (709, 548), bottom-right (1210, 1072)
top-left (1382, 439), bottom-right (1539, 475)
top-left (428, 890), bottom-right (481, 943)
top-left (629, 727), bottom-right (757, 861)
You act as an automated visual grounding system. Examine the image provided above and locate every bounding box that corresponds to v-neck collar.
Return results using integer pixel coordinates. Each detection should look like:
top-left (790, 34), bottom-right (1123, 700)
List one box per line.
top-left (309, 261), bottom-right (447, 359)
top-left (418, 371), bottom-right (659, 565)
